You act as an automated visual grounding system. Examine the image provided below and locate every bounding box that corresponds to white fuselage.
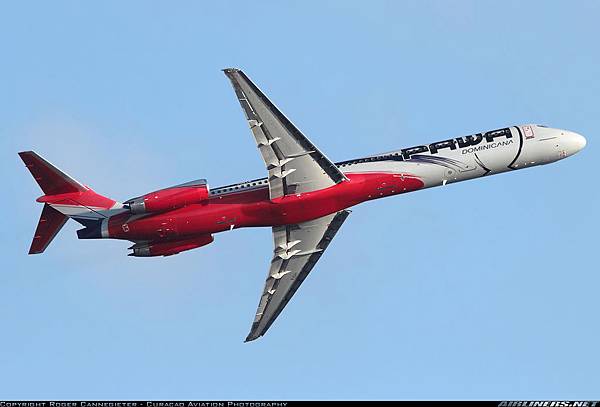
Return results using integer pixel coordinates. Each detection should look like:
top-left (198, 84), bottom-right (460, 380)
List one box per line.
top-left (207, 124), bottom-right (586, 199)
top-left (337, 124), bottom-right (585, 189)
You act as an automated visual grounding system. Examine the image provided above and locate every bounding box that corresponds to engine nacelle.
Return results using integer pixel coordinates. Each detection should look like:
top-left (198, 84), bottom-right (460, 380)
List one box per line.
top-left (126, 179), bottom-right (209, 214)
top-left (129, 235), bottom-right (214, 257)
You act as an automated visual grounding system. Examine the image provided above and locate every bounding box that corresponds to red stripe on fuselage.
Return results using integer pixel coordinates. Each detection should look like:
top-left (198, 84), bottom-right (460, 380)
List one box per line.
top-left (107, 172), bottom-right (424, 241)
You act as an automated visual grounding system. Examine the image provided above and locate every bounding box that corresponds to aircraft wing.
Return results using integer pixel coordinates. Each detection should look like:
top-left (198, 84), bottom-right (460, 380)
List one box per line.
top-left (223, 68), bottom-right (347, 199)
top-left (245, 210), bottom-right (350, 342)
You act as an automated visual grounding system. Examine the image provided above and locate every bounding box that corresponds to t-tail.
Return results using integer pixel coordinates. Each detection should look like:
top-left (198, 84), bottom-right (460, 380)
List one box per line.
top-left (18, 151), bottom-right (122, 254)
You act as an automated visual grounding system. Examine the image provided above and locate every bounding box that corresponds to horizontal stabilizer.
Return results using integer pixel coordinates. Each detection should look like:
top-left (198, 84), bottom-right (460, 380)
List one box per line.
top-left (18, 151), bottom-right (86, 195)
top-left (29, 204), bottom-right (69, 254)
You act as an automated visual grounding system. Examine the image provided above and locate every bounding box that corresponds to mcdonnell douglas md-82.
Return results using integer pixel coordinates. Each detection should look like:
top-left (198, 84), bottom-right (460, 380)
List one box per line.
top-left (19, 69), bottom-right (586, 341)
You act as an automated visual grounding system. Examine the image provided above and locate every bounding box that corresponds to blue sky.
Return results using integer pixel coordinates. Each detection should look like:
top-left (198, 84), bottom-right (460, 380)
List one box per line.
top-left (1, 0), bottom-right (599, 400)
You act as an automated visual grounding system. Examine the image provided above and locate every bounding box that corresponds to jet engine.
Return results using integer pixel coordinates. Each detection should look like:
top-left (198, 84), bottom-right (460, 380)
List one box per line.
top-left (129, 235), bottom-right (214, 257)
top-left (125, 179), bottom-right (209, 214)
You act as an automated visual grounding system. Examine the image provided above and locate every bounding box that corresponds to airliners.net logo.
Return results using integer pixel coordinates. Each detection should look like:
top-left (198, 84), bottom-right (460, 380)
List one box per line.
top-left (499, 402), bottom-right (599, 407)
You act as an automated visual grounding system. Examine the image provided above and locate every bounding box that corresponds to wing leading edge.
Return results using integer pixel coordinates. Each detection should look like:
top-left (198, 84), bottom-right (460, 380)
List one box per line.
top-left (245, 210), bottom-right (351, 342)
top-left (223, 68), bottom-right (347, 199)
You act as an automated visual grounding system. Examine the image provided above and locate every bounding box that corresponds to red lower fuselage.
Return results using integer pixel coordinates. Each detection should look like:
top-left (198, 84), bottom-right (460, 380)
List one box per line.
top-left (107, 172), bottom-right (423, 242)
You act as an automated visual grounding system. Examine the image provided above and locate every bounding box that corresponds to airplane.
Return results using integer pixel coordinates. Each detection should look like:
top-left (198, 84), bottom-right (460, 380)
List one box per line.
top-left (19, 68), bottom-right (587, 342)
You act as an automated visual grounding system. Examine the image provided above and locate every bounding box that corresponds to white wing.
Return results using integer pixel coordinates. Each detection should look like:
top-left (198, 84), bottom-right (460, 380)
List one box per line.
top-left (223, 68), bottom-right (347, 199)
top-left (245, 210), bottom-right (350, 342)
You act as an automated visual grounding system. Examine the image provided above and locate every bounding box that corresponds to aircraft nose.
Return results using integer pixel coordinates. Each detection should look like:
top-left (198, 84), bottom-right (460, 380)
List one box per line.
top-left (567, 131), bottom-right (587, 154)
top-left (555, 130), bottom-right (586, 159)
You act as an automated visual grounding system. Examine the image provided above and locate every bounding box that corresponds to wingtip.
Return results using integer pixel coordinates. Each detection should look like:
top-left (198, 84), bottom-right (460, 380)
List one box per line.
top-left (18, 151), bottom-right (34, 159)
top-left (222, 67), bottom-right (241, 74)
top-left (28, 241), bottom-right (45, 255)
top-left (18, 151), bottom-right (40, 166)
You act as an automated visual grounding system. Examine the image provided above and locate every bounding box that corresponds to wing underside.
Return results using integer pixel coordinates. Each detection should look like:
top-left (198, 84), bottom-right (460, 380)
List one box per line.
top-left (223, 68), bottom-right (347, 199)
top-left (222, 69), bottom-right (351, 341)
top-left (246, 210), bottom-right (350, 342)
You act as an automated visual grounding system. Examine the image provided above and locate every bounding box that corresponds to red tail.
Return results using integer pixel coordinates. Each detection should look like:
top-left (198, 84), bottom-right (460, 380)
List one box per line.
top-left (28, 204), bottom-right (68, 254)
top-left (18, 151), bottom-right (86, 195)
top-left (19, 151), bottom-right (119, 254)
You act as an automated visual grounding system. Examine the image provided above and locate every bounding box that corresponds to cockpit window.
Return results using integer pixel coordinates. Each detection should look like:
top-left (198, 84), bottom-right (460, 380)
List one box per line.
top-left (536, 124), bottom-right (548, 128)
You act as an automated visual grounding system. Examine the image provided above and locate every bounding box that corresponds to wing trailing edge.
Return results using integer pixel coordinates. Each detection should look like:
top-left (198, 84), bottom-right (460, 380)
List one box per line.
top-left (245, 209), bottom-right (351, 342)
top-left (223, 68), bottom-right (347, 199)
